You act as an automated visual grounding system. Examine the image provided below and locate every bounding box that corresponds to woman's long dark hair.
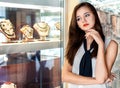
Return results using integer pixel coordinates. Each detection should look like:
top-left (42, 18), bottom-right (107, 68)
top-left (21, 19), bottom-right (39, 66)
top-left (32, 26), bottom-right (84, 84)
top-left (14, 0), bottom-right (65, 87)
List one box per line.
top-left (65, 2), bottom-right (105, 66)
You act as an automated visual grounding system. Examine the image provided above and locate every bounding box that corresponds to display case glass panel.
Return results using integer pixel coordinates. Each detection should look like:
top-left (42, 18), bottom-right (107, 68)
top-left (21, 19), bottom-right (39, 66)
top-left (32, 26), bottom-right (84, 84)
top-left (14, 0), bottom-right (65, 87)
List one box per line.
top-left (0, 0), bottom-right (64, 88)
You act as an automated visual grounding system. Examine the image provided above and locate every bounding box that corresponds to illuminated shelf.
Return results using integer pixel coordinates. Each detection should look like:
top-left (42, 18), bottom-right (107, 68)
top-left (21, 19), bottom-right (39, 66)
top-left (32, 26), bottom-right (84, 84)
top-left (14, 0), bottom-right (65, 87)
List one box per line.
top-left (0, 40), bottom-right (62, 54)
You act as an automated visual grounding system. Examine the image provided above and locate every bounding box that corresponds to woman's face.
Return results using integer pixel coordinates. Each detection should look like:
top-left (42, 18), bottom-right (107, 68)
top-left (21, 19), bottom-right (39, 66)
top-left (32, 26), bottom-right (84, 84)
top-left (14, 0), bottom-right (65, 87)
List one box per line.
top-left (76, 6), bottom-right (95, 32)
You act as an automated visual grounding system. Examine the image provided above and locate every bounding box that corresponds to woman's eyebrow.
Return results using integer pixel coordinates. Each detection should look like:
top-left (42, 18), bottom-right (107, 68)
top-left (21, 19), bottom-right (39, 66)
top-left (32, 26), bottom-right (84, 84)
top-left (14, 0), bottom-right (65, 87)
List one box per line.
top-left (76, 12), bottom-right (91, 18)
top-left (84, 12), bottom-right (90, 15)
top-left (76, 15), bottom-right (80, 18)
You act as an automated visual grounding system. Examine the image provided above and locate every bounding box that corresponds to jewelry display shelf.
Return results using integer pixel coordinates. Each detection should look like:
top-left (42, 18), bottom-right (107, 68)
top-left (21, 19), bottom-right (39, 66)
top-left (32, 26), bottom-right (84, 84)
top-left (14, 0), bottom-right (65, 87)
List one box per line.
top-left (0, 40), bottom-right (62, 55)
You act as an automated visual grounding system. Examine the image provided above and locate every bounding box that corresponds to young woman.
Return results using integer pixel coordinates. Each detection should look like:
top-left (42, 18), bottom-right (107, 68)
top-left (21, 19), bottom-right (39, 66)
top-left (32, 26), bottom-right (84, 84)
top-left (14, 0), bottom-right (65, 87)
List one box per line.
top-left (62, 2), bottom-right (118, 88)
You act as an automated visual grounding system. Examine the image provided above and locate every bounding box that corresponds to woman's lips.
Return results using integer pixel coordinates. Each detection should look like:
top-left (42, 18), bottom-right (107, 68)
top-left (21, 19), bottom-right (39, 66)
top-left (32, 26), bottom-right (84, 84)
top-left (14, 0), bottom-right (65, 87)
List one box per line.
top-left (83, 24), bottom-right (89, 27)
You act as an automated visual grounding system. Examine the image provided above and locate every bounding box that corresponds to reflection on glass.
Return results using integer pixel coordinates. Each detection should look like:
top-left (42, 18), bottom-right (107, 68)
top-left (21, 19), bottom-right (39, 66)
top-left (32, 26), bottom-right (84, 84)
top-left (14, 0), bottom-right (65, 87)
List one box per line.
top-left (0, 49), bottom-right (61, 88)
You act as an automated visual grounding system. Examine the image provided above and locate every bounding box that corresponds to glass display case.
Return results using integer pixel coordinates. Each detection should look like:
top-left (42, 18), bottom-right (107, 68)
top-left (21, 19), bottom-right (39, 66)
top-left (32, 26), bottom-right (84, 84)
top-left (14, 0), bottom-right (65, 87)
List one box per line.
top-left (0, 0), bottom-right (64, 88)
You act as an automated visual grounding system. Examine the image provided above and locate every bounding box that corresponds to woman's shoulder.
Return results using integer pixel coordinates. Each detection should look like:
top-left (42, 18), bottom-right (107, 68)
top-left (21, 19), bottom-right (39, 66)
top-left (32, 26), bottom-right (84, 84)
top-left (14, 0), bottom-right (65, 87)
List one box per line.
top-left (105, 37), bottom-right (118, 50)
top-left (108, 40), bottom-right (118, 48)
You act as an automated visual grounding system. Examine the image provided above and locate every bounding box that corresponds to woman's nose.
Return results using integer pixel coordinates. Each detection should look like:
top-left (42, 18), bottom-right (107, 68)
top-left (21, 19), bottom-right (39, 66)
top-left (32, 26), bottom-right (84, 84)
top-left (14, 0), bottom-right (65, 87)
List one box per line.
top-left (82, 17), bottom-right (86, 23)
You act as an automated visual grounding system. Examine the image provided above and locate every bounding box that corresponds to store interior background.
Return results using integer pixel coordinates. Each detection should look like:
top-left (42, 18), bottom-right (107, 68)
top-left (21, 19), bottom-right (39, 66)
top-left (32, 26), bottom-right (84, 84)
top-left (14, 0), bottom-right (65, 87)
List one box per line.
top-left (64, 0), bottom-right (120, 88)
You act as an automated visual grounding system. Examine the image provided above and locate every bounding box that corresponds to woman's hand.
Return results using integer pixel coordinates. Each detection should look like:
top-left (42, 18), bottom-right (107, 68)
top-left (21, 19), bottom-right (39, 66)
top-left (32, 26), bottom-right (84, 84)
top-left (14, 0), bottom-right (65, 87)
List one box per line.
top-left (106, 73), bottom-right (116, 83)
top-left (85, 29), bottom-right (104, 46)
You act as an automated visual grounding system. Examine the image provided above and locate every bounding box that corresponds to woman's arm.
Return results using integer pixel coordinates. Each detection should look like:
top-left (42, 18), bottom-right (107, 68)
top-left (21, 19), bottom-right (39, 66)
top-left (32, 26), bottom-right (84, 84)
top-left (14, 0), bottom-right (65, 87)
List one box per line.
top-left (62, 58), bottom-right (106, 85)
top-left (95, 41), bottom-right (108, 83)
top-left (86, 29), bottom-right (108, 82)
top-left (105, 40), bottom-right (118, 76)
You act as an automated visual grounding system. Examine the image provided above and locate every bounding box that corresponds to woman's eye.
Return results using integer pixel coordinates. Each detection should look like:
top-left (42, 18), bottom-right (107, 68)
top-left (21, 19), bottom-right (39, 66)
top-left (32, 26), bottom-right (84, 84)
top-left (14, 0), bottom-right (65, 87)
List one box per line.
top-left (76, 17), bottom-right (81, 21)
top-left (85, 14), bottom-right (90, 17)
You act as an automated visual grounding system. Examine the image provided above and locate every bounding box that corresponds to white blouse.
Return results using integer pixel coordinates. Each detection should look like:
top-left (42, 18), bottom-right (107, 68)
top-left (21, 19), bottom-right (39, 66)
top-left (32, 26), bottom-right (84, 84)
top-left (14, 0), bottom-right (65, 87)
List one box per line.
top-left (68, 37), bottom-right (111, 88)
